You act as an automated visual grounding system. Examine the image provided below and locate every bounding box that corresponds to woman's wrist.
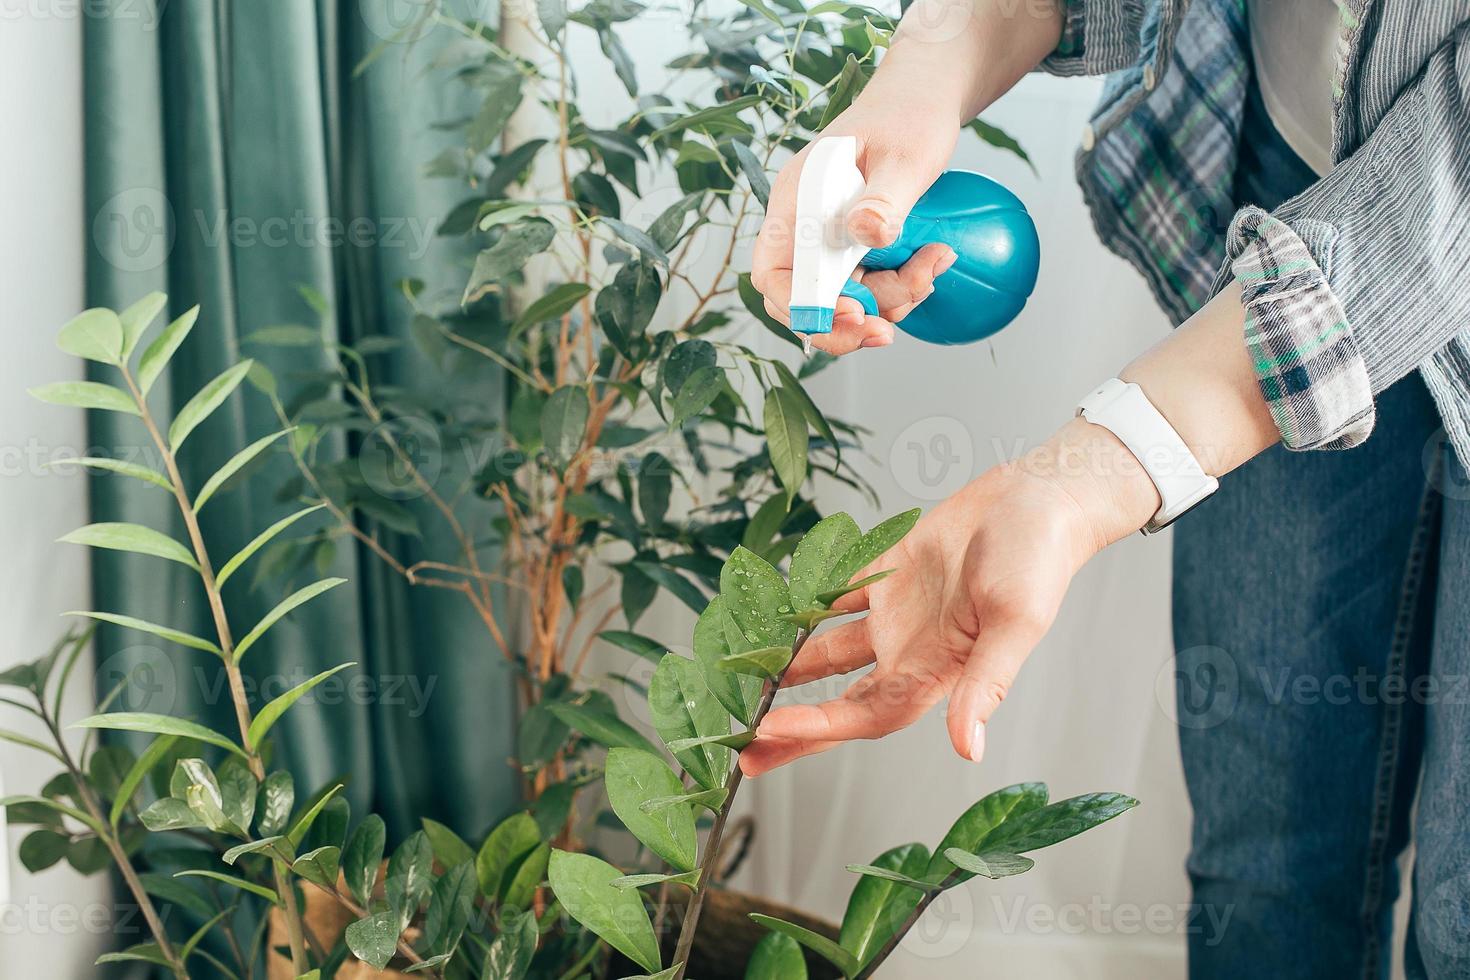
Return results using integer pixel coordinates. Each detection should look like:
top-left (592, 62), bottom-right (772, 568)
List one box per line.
top-left (1017, 417), bottom-right (1164, 559)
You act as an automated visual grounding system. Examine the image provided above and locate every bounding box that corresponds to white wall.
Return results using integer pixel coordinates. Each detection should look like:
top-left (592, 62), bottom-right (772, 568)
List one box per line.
top-left (0, 5), bottom-right (111, 976)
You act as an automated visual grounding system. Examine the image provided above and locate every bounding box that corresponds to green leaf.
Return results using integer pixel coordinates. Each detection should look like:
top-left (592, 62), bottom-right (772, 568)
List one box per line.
top-left (502, 841), bottom-right (549, 910)
top-left (605, 747), bottom-right (697, 871)
top-left (96, 943), bottom-right (174, 968)
top-left (829, 509), bottom-right (922, 592)
top-left (693, 596), bottom-right (761, 727)
top-left (671, 364), bottom-right (725, 426)
top-left (476, 811), bottom-right (540, 901)
top-left (175, 870), bottom-right (280, 905)
top-left (59, 522), bottom-right (197, 569)
top-left (610, 869), bottom-right (701, 890)
top-left (119, 292), bottom-right (167, 360)
top-left (731, 141), bottom-right (772, 209)
top-left (19, 829), bottom-right (69, 872)
top-left (1, 794), bottom-right (105, 835)
top-left (233, 577), bottom-right (347, 662)
top-left (29, 381), bottom-right (139, 415)
top-left (742, 493), bottom-right (789, 556)
top-left (541, 385), bottom-right (589, 469)
top-left (194, 428), bottom-right (292, 511)
top-left (256, 770), bottom-right (296, 837)
top-left (548, 850), bottom-right (662, 974)
top-left (169, 360), bottom-right (254, 450)
top-left (738, 273), bottom-right (803, 350)
top-left (510, 282), bottom-right (591, 339)
top-left (840, 843), bottom-right (930, 969)
top-left (424, 861), bottom-right (477, 954)
top-left (216, 505), bottom-right (325, 587)
top-left (649, 654), bottom-right (731, 790)
top-left (345, 910), bottom-right (401, 971)
top-left (468, 70), bottom-right (524, 152)
top-left (138, 306), bottom-right (200, 395)
top-left (182, 908), bottom-right (235, 959)
top-left (788, 513), bottom-right (860, 610)
top-left (222, 835), bottom-right (295, 866)
top-left (664, 730), bottom-right (756, 754)
top-left (48, 456), bottom-right (171, 491)
top-left (600, 217), bottom-right (670, 267)
top-left (292, 844), bottom-right (342, 890)
top-left (343, 814), bottom-right (386, 907)
top-left (818, 54), bottom-right (866, 129)
top-left (543, 698), bottom-right (661, 756)
top-left (72, 713), bottom-right (245, 759)
top-left (720, 546), bottom-right (797, 651)
top-left (246, 663), bottom-right (355, 750)
top-left (633, 561), bottom-right (708, 614)
top-left (746, 932), bottom-right (806, 980)
top-left (638, 451), bottom-right (672, 528)
top-left (718, 646), bottom-right (793, 679)
top-left (651, 96), bottom-right (761, 138)
top-left (481, 907), bottom-right (538, 979)
top-left (138, 872), bottom-right (215, 919)
top-left (216, 757), bottom-right (257, 834)
top-left (639, 787), bottom-right (727, 814)
top-left (764, 387), bottom-right (808, 501)
top-left (58, 308), bottom-right (124, 364)
top-left (109, 734), bottom-right (180, 827)
top-left (139, 797), bottom-right (202, 832)
top-left (941, 848), bottom-right (1035, 879)
top-left (979, 792), bottom-right (1139, 854)
top-left (66, 611), bottom-right (219, 654)
top-left (422, 818), bottom-right (476, 871)
top-left (844, 863), bottom-right (935, 891)
top-left (0, 729), bottom-right (63, 761)
top-left (287, 784), bottom-right (345, 849)
top-left (968, 117), bottom-right (1036, 174)
top-left (598, 630), bottom-right (669, 664)
top-left (772, 359), bottom-right (838, 458)
top-left (813, 569), bottom-right (893, 607)
top-left (748, 914), bottom-right (858, 978)
top-left (925, 781), bottom-right (1047, 882)
top-left (463, 218), bottom-right (555, 303)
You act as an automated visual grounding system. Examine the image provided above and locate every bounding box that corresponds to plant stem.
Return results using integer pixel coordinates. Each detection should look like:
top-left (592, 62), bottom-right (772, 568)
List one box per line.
top-left (121, 367), bottom-right (312, 976)
top-left (669, 629), bottom-right (812, 980)
top-left (41, 709), bottom-right (190, 980)
top-left (852, 871), bottom-right (963, 980)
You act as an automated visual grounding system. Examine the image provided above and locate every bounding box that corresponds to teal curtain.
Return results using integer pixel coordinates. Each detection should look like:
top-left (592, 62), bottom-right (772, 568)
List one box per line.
top-left (83, 0), bottom-right (516, 857)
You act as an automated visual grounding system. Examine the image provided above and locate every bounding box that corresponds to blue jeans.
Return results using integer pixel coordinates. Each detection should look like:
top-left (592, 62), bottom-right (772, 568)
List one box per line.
top-left (1170, 75), bottom-right (1470, 978)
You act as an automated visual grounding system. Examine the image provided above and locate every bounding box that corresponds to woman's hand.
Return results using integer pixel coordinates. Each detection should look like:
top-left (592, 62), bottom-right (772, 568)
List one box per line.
top-left (741, 418), bottom-right (1162, 776)
top-left (750, 109), bottom-right (961, 355)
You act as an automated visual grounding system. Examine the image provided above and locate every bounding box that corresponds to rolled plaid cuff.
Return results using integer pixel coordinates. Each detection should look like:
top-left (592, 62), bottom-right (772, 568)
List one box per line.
top-left (1227, 208), bottom-right (1375, 451)
top-left (1040, 0), bottom-right (1147, 76)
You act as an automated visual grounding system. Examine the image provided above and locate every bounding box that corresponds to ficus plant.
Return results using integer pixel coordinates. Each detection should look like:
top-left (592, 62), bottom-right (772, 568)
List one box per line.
top-left (544, 509), bottom-right (1139, 980)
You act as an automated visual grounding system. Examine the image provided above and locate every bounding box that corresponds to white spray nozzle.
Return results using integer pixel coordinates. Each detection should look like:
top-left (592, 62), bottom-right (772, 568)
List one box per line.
top-left (790, 136), bottom-right (870, 336)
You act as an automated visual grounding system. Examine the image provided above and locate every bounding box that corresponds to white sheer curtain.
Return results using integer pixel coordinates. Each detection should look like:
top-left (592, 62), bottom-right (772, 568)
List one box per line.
top-left (725, 74), bottom-right (1195, 978)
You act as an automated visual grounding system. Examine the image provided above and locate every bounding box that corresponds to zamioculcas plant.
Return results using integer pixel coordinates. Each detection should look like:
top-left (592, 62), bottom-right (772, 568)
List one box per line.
top-left (545, 509), bottom-right (1139, 979)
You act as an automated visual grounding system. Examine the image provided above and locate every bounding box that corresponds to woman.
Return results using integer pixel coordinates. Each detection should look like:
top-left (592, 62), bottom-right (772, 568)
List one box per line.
top-left (743, 1), bottom-right (1470, 976)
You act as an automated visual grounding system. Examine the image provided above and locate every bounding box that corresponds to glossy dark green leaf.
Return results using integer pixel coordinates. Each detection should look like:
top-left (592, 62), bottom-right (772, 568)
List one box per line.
top-left (19, 830), bottom-right (68, 872)
top-left (731, 141), bottom-right (772, 209)
top-left (386, 829), bottom-right (434, 925)
top-left (649, 654), bottom-right (730, 790)
top-left (925, 781), bottom-right (1047, 883)
top-left (541, 385), bottom-right (590, 469)
top-left (256, 770), bottom-right (295, 837)
top-left (72, 713), bottom-right (244, 760)
top-left (818, 55), bottom-right (866, 129)
top-left (764, 387), bottom-right (808, 502)
top-left (175, 870), bottom-right (280, 905)
top-left (813, 569), bottom-right (893, 607)
top-left (979, 792), bottom-right (1139, 854)
top-left (718, 646), bottom-right (792, 679)
top-left (968, 117), bottom-right (1036, 173)
top-left (788, 513), bottom-right (861, 610)
top-left (840, 842), bottom-right (930, 968)
top-left (548, 849), bottom-right (662, 973)
top-left (510, 282), bottom-right (591, 339)
top-left (610, 869), bottom-right (701, 891)
top-left (829, 509), bottom-right (922, 592)
top-left (665, 730), bottom-right (755, 754)
top-left (720, 546), bottom-right (797, 652)
top-left (693, 596), bottom-right (761, 726)
top-left (482, 907), bottom-right (538, 978)
top-left (345, 910), bottom-right (400, 971)
top-left (671, 364), bottom-right (725, 426)
top-left (422, 818), bottom-right (475, 870)
top-left (463, 219), bottom-right (556, 304)
top-left (424, 861), bottom-right (477, 954)
top-left (476, 811), bottom-right (540, 901)
top-left (247, 663), bottom-right (356, 750)
top-left (598, 630), bottom-right (669, 664)
top-left (233, 577), bottom-right (347, 663)
top-left (343, 814), bottom-right (386, 907)
top-left (748, 914), bottom-right (857, 978)
top-left (638, 451), bottom-right (673, 528)
top-left (502, 841), bottom-right (550, 910)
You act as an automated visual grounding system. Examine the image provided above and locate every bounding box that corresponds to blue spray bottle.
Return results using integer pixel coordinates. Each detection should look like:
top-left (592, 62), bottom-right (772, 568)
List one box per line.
top-left (787, 136), bottom-right (1040, 348)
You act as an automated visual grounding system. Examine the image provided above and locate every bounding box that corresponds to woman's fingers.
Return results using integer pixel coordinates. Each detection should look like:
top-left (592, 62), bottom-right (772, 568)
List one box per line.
top-left (944, 615), bottom-right (1048, 763)
top-left (738, 734), bottom-right (839, 777)
top-left (853, 243), bottom-right (956, 323)
top-left (783, 620), bottom-right (875, 686)
top-left (758, 665), bottom-right (945, 743)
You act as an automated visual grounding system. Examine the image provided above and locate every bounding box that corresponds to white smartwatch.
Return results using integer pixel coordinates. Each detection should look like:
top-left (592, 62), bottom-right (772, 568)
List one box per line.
top-left (1076, 378), bottom-right (1218, 534)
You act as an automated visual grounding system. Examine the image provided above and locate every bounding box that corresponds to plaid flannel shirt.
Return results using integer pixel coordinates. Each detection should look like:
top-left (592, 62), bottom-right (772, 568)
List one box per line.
top-left (1041, 0), bottom-right (1470, 460)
